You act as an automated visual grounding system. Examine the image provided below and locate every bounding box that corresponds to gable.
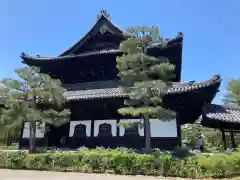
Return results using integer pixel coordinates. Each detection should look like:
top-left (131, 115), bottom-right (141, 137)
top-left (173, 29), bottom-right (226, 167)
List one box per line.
top-left (71, 32), bottom-right (123, 54)
top-left (60, 15), bottom-right (126, 56)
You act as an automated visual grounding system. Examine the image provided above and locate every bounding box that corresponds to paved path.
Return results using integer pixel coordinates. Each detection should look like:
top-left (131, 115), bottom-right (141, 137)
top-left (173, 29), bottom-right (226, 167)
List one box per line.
top-left (0, 169), bottom-right (239, 180)
top-left (0, 170), bottom-right (174, 180)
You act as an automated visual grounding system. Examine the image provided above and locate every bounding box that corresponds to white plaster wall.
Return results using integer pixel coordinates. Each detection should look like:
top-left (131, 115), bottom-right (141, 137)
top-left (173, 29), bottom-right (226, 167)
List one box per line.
top-left (69, 120), bottom-right (91, 137)
top-left (119, 119), bottom-right (177, 137)
top-left (94, 119), bottom-right (117, 137)
top-left (119, 119), bottom-right (144, 136)
top-left (22, 122), bottom-right (45, 138)
top-left (150, 119), bottom-right (177, 137)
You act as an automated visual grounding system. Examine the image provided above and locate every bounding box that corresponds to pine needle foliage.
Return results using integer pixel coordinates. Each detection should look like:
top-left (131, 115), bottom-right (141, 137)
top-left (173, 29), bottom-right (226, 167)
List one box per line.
top-left (223, 78), bottom-right (240, 106)
top-left (0, 66), bottom-right (70, 152)
top-left (116, 26), bottom-right (176, 150)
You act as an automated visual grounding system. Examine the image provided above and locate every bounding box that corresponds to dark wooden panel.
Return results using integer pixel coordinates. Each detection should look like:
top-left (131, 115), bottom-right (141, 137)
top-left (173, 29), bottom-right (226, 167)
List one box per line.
top-left (19, 138), bottom-right (46, 149)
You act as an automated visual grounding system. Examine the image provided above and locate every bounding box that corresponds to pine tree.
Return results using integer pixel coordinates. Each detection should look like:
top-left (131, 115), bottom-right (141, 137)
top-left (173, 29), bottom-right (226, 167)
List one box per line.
top-left (0, 66), bottom-right (70, 153)
top-left (116, 26), bottom-right (176, 151)
top-left (223, 79), bottom-right (240, 106)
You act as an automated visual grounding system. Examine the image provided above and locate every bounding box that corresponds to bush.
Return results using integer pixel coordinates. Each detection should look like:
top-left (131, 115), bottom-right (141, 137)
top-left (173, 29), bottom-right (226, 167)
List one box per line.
top-left (0, 148), bottom-right (240, 178)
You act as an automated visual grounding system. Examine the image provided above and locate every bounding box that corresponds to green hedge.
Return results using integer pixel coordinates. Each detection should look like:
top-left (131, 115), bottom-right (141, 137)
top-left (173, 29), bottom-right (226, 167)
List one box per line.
top-left (1, 148), bottom-right (240, 178)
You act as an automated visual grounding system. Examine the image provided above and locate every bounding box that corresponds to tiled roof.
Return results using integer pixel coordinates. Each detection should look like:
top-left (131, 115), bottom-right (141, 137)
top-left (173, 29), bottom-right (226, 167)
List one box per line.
top-left (64, 88), bottom-right (125, 100)
top-left (21, 49), bottom-right (121, 61)
top-left (64, 75), bottom-right (221, 100)
top-left (202, 104), bottom-right (240, 124)
top-left (21, 10), bottom-right (183, 62)
top-left (21, 35), bottom-right (183, 62)
top-left (148, 36), bottom-right (183, 49)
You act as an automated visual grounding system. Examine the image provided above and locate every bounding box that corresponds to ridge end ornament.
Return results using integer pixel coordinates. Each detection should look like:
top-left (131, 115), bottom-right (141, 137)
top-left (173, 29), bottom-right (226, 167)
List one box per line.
top-left (97, 10), bottom-right (111, 21)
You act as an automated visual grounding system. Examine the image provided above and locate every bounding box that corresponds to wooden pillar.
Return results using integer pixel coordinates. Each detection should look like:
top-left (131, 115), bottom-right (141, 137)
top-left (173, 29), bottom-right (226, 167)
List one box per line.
top-left (116, 119), bottom-right (120, 136)
top-left (221, 129), bottom-right (227, 150)
top-left (230, 131), bottom-right (236, 150)
top-left (176, 114), bottom-right (182, 147)
top-left (90, 120), bottom-right (94, 137)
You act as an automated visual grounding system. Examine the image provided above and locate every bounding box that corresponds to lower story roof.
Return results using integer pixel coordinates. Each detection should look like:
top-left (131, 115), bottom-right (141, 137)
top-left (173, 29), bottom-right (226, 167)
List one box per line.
top-left (63, 74), bottom-right (221, 100)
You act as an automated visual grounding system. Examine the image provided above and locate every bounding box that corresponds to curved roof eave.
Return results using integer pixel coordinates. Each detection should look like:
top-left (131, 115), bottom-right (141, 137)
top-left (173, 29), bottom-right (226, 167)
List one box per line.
top-left (20, 49), bottom-right (121, 62)
top-left (20, 36), bottom-right (183, 62)
top-left (64, 74), bottom-right (221, 101)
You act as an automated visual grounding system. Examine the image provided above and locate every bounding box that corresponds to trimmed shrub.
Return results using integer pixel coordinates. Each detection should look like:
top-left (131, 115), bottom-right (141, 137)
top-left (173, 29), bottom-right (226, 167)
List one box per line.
top-left (0, 148), bottom-right (240, 178)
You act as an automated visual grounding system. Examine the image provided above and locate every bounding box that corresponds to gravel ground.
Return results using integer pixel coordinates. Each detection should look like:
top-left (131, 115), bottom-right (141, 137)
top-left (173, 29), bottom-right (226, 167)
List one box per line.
top-left (1, 169), bottom-right (240, 180)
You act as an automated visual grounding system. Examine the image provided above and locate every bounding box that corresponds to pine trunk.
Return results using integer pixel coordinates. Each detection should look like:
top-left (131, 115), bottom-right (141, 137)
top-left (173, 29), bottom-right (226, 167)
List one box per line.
top-left (29, 121), bottom-right (36, 153)
top-left (5, 131), bottom-right (9, 146)
top-left (29, 94), bottom-right (37, 153)
top-left (144, 115), bottom-right (151, 152)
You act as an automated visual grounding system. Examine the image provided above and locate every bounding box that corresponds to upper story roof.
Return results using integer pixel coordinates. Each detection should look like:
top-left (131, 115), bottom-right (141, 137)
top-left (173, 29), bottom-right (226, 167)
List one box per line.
top-left (21, 10), bottom-right (183, 62)
top-left (20, 36), bottom-right (183, 62)
top-left (60, 10), bottom-right (129, 56)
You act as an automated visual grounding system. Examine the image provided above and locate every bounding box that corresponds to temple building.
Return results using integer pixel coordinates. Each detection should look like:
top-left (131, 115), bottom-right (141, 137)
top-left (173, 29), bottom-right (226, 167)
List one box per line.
top-left (19, 10), bottom-right (222, 149)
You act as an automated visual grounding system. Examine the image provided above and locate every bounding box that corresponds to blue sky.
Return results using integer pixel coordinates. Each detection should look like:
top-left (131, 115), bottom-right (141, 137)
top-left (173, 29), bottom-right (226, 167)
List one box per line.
top-left (1, 0), bottom-right (239, 104)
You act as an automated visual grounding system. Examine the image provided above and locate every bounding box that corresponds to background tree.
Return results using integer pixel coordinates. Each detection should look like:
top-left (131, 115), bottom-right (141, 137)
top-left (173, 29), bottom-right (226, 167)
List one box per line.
top-left (116, 26), bottom-right (175, 151)
top-left (181, 120), bottom-right (203, 148)
top-left (181, 121), bottom-right (224, 151)
top-left (223, 78), bottom-right (240, 106)
top-left (0, 66), bottom-right (70, 152)
top-left (0, 125), bottom-right (21, 146)
top-left (222, 78), bottom-right (240, 149)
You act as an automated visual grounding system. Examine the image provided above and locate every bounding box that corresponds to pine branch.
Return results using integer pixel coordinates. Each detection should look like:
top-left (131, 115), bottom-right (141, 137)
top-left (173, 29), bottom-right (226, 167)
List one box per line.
top-left (0, 66), bottom-right (71, 133)
top-left (117, 25), bottom-right (176, 126)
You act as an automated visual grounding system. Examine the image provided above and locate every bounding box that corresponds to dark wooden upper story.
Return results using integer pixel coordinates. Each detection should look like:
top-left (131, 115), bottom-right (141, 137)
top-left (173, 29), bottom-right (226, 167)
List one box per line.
top-left (21, 11), bottom-right (183, 85)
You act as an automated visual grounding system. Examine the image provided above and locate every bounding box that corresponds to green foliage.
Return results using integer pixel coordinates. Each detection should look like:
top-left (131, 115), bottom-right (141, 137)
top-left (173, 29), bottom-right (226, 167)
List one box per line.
top-left (223, 78), bottom-right (240, 105)
top-left (1, 148), bottom-right (240, 178)
top-left (117, 25), bottom-right (175, 119)
top-left (117, 120), bottom-right (142, 129)
top-left (0, 125), bottom-right (20, 145)
top-left (181, 121), bottom-right (203, 148)
top-left (0, 66), bottom-right (71, 152)
top-left (181, 122), bottom-right (240, 152)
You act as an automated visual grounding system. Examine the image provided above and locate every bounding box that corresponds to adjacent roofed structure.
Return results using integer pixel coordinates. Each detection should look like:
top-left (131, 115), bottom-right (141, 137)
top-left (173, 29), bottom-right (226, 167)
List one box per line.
top-left (201, 104), bottom-right (240, 149)
top-left (202, 104), bottom-right (240, 130)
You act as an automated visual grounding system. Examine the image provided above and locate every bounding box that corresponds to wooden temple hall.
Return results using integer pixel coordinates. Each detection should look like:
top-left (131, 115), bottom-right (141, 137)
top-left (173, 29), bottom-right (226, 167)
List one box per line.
top-left (17, 10), bottom-right (239, 149)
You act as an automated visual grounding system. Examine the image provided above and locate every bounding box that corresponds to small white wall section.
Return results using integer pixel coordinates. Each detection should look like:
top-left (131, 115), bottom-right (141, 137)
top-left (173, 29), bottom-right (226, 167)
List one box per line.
top-left (150, 119), bottom-right (177, 137)
top-left (22, 122), bottom-right (45, 138)
top-left (119, 119), bottom-right (144, 136)
top-left (94, 119), bottom-right (117, 136)
top-left (69, 120), bottom-right (91, 137)
top-left (118, 119), bottom-right (177, 137)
